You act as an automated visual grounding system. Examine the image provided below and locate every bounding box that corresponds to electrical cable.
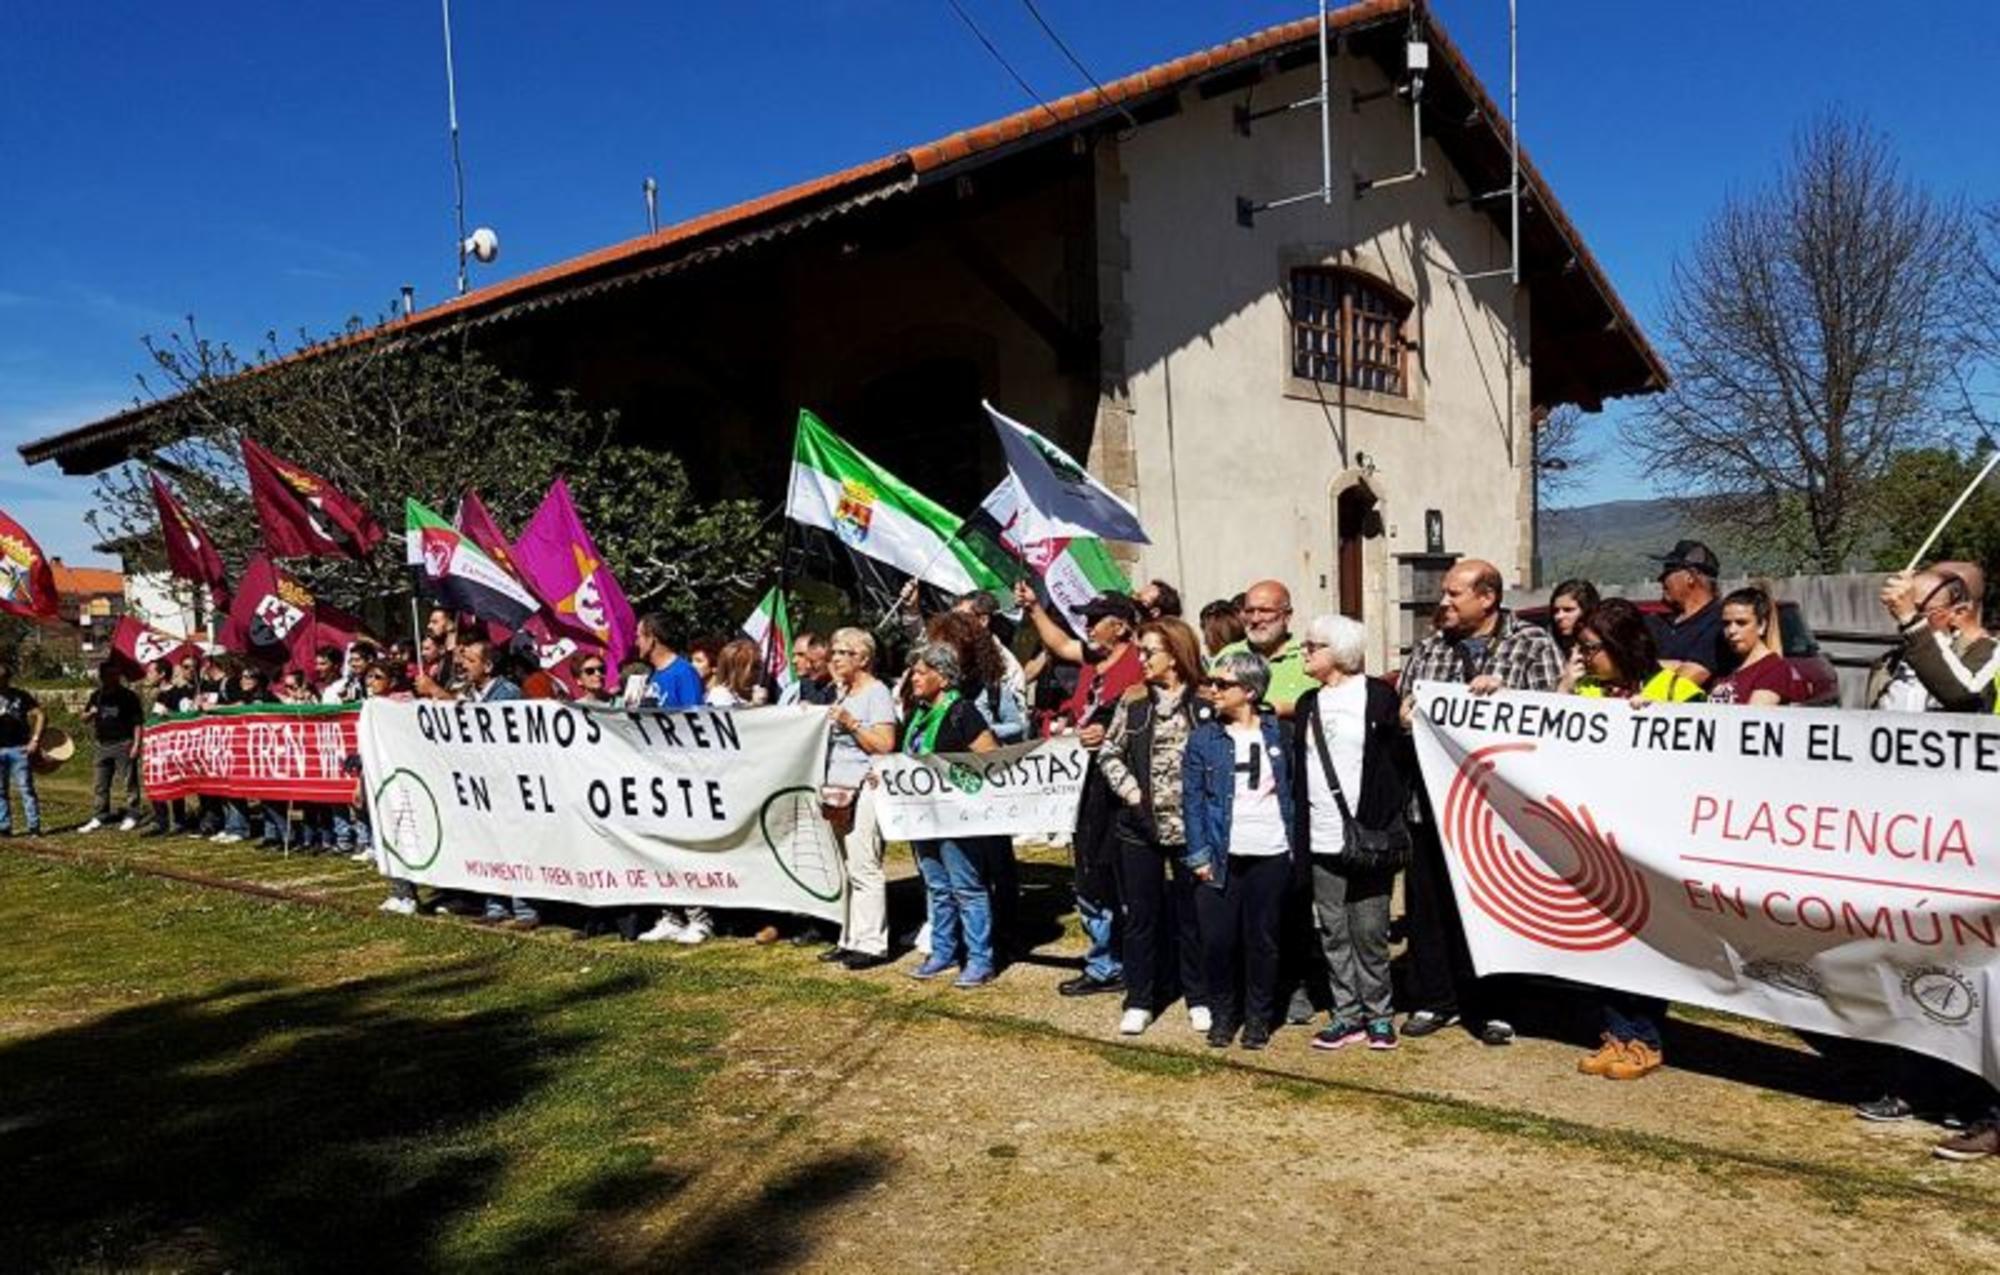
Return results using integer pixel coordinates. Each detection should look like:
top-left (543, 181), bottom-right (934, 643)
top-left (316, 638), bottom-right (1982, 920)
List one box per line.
top-left (941, 0), bottom-right (1063, 126)
top-left (1017, 0), bottom-right (1140, 128)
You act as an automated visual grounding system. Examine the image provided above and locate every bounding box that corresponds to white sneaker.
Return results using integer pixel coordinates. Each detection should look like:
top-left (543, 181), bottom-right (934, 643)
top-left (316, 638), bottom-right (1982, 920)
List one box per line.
top-left (637, 913), bottom-right (689, 943)
top-left (914, 921), bottom-right (933, 957)
top-left (1119, 1008), bottom-right (1154, 1036)
top-left (77, 818), bottom-right (104, 833)
top-left (117, 817), bottom-right (138, 832)
top-left (378, 896), bottom-right (418, 916)
top-left (349, 849), bottom-right (373, 863)
top-left (1189, 1006), bottom-right (1213, 1034)
top-left (674, 909), bottom-right (713, 945)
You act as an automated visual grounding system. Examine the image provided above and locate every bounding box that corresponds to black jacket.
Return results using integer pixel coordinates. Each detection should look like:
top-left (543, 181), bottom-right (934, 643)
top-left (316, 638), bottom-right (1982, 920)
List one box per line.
top-left (1288, 678), bottom-right (1411, 859)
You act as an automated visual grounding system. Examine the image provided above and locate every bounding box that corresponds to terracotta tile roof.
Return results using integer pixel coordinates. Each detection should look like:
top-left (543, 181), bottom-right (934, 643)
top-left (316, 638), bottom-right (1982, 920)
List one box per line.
top-left (22, 0), bottom-right (1660, 463)
top-left (49, 561), bottom-right (124, 597)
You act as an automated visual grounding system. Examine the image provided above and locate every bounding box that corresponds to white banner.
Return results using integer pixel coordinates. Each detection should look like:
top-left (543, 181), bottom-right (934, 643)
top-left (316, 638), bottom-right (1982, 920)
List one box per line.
top-left (1414, 686), bottom-right (2000, 1084)
top-left (359, 700), bottom-right (844, 921)
top-left (870, 737), bottom-right (1089, 840)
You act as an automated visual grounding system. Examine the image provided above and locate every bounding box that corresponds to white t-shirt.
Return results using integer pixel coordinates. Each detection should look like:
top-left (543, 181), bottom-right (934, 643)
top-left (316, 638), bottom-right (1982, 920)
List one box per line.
top-left (826, 678), bottom-right (898, 788)
top-left (1305, 678), bottom-right (1367, 857)
top-left (1226, 724), bottom-right (1289, 857)
top-left (706, 686), bottom-right (744, 709)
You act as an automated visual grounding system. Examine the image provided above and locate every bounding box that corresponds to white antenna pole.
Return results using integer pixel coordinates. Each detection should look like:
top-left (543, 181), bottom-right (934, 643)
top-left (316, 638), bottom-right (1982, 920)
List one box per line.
top-left (1318, 0), bottom-right (1331, 204)
top-left (1507, 0), bottom-right (1519, 286)
top-left (1903, 451), bottom-right (2000, 573)
top-left (442, 0), bottom-right (470, 295)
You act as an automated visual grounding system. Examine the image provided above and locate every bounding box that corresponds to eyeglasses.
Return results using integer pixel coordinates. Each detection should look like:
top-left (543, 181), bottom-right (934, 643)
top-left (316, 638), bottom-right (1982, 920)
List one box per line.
top-left (1201, 677), bottom-right (1243, 691)
top-left (1300, 640), bottom-right (1328, 653)
top-left (1575, 639), bottom-right (1606, 656)
top-left (578, 666), bottom-right (606, 676)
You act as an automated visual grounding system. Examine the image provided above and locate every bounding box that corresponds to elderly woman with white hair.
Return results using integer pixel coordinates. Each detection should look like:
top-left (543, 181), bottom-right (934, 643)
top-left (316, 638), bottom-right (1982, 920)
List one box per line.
top-left (1292, 614), bottom-right (1412, 1052)
top-left (822, 627), bottom-right (901, 970)
top-left (902, 640), bottom-right (1003, 988)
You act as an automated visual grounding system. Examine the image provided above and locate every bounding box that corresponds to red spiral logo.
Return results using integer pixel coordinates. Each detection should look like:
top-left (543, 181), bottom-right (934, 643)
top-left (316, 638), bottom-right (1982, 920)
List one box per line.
top-left (1442, 743), bottom-right (1649, 951)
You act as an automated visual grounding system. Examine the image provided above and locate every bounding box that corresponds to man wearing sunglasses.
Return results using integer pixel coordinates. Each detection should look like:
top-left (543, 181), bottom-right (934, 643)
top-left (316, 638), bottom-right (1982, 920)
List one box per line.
top-left (1646, 539), bottom-right (1733, 689)
top-left (569, 653), bottom-right (619, 706)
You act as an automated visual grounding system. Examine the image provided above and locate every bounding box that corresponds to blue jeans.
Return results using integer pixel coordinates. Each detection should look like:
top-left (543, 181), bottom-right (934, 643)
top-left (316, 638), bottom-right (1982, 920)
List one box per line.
top-left (915, 838), bottom-right (996, 974)
top-left (1077, 893), bottom-right (1122, 982)
top-left (0, 747), bottom-right (39, 833)
top-left (1604, 992), bottom-right (1665, 1049)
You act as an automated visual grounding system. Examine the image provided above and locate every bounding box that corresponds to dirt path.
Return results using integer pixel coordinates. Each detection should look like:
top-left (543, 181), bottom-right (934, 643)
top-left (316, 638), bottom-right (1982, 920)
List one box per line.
top-left (641, 1001), bottom-right (2000, 1273)
top-left (13, 834), bottom-right (2000, 1271)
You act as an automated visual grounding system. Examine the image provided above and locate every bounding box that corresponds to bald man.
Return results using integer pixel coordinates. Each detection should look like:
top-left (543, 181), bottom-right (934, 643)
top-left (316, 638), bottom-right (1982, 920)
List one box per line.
top-left (1213, 580), bottom-right (1315, 716)
top-left (1394, 557), bottom-right (1563, 1047)
top-left (1873, 564), bottom-right (1999, 712)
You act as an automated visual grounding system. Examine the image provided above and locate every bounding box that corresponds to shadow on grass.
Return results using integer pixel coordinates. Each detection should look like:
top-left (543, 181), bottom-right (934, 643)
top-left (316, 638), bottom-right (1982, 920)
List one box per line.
top-left (0, 957), bottom-right (900, 1271)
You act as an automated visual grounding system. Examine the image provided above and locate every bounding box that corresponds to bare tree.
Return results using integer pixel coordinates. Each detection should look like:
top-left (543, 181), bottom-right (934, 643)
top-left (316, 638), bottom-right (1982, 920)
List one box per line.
top-left (1534, 403), bottom-right (1593, 502)
top-left (1622, 114), bottom-right (1975, 571)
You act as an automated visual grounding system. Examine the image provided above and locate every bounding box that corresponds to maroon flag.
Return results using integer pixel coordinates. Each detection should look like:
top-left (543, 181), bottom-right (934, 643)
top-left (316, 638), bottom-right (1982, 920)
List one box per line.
top-left (149, 472), bottom-right (230, 606)
top-left (456, 490), bottom-right (532, 645)
top-left (455, 491), bottom-right (528, 584)
top-left (110, 615), bottom-right (200, 675)
top-left (0, 509), bottom-right (59, 619)
top-left (219, 555), bottom-right (368, 669)
top-left (243, 439), bottom-right (384, 560)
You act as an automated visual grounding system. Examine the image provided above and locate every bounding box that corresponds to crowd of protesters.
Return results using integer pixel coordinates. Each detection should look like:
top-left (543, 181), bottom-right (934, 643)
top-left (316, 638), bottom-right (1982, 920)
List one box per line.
top-left (7, 536), bottom-right (2000, 1163)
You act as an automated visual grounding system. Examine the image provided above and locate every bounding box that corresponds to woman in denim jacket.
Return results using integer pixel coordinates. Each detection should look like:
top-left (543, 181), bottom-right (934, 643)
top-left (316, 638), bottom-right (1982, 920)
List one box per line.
top-left (1181, 650), bottom-right (1295, 1050)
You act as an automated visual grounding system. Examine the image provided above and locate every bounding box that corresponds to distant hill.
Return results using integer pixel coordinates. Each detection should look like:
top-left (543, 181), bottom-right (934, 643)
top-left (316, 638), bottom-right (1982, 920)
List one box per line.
top-left (1539, 497), bottom-right (1802, 584)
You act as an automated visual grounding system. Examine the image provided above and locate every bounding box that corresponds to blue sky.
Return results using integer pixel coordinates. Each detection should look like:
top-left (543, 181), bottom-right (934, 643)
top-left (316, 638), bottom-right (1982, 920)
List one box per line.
top-left (4, 0), bottom-right (1996, 566)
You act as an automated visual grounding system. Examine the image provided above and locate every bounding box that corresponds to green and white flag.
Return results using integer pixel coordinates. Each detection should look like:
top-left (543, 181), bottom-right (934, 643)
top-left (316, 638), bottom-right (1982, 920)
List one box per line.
top-left (406, 498), bottom-right (541, 629)
top-left (741, 585), bottom-right (794, 691)
top-left (785, 409), bottom-right (1007, 598)
top-left (963, 476), bottom-right (1131, 636)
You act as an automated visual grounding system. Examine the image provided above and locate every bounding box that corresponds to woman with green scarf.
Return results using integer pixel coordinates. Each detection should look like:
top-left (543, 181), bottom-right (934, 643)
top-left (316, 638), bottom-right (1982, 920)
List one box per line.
top-left (903, 641), bottom-right (1003, 987)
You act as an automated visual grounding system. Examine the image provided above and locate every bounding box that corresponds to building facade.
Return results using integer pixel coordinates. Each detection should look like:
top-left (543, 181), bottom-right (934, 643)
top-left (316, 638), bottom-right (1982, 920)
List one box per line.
top-left (21, 1), bottom-right (1660, 671)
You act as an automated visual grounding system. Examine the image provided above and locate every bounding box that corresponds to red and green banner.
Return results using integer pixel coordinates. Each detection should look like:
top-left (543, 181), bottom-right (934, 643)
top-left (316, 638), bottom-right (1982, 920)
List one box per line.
top-left (140, 703), bottom-right (360, 804)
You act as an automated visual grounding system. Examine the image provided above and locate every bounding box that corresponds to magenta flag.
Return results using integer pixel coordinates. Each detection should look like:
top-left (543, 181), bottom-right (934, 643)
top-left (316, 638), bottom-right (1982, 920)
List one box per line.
top-left (510, 478), bottom-right (636, 662)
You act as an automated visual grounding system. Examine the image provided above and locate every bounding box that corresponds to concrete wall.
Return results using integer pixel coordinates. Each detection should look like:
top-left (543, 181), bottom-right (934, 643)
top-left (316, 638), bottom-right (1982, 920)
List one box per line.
top-left (1106, 51), bottom-right (1531, 674)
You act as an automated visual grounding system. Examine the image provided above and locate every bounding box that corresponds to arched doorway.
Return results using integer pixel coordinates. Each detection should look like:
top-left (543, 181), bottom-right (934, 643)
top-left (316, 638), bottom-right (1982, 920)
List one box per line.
top-left (1336, 483), bottom-right (1379, 622)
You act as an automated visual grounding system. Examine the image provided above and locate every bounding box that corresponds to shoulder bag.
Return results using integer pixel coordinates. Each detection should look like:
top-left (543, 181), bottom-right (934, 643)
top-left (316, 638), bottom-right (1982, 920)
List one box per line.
top-left (1307, 694), bottom-right (1411, 873)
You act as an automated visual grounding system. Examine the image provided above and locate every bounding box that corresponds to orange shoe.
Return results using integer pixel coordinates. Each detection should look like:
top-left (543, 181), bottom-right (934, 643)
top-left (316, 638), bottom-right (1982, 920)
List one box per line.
top-left (1605, 1039), bottom-right (1663, 1080)
top-left (1577, 1034), bottom-right (1625, 1077)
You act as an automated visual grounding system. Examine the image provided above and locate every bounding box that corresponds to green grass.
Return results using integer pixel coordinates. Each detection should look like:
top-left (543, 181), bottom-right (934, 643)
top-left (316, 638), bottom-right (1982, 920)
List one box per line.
top-left (0, 854), bottom-right (760, 1272)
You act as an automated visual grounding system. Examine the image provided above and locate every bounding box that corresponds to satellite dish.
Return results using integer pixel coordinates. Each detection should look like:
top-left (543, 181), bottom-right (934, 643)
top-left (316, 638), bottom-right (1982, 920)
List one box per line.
top-left (462, 227), bottom-right (500, 263)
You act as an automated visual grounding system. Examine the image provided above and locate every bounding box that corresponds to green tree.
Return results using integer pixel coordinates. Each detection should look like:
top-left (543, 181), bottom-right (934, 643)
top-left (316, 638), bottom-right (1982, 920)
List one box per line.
top-left (88, 321), bottom-right (777, 640)
top-left (1871, 448), bottom-right (2000, 593)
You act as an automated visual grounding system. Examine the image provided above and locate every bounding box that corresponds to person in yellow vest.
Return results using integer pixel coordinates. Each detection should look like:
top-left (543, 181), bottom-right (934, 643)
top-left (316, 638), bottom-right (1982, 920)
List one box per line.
top-left (1562, 598), bottom-right (1702, 1081)
top-left (1561, 597), bottom-right (1705, 704)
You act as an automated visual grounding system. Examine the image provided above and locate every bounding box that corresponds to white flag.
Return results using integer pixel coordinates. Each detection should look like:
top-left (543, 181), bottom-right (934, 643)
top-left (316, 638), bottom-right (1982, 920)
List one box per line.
top-left (983, 401), bottom-right (1149, 545)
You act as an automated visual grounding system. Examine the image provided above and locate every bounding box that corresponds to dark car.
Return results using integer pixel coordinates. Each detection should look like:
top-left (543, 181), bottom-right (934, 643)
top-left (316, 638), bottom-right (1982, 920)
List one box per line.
top-left (1516, 598), bottom-right (1840, 706)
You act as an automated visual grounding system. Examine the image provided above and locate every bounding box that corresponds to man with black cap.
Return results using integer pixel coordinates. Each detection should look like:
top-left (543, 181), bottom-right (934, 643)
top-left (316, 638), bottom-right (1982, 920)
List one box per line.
top-left (1015, 584), bottom-right (1146, 996)
top-left (1648, 539), bottom-right (1733, 688)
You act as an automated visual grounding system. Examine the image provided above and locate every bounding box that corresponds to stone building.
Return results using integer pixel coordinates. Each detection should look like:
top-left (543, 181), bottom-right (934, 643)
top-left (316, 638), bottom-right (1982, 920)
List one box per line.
top-left (21, 0), bottom-right (1660, 669)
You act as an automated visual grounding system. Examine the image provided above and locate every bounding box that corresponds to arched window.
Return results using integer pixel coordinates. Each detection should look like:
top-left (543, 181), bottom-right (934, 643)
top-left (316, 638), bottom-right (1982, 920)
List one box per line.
top-left (1289, 267), bottom-right (1412, 397)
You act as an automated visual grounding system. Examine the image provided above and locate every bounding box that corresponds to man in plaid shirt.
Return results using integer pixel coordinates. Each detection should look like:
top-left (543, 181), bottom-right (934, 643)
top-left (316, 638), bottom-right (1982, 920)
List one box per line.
top-left (1397, 559), bottom-right (1562, 1046)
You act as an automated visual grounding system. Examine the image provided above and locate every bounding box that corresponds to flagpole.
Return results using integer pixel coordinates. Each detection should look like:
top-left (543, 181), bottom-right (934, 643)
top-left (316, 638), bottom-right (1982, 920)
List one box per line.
top-left (1903, 451), bottom-right (2000, 573)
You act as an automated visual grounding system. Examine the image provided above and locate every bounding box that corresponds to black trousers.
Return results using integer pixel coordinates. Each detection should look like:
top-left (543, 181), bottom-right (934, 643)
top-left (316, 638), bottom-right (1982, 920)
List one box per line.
top-left (990, 841), bottom-right (1020, 953)
top-left (1404, 811), bottom-right (1482, 1019)
top-left (1196, 854), bottom-right (1290, 1032)
top-left (1116, 835), bottom-right (1204, 1013)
